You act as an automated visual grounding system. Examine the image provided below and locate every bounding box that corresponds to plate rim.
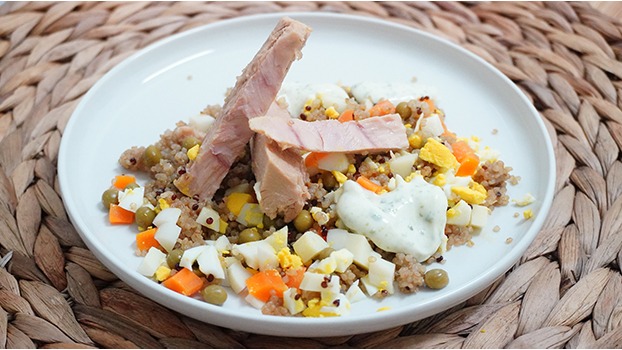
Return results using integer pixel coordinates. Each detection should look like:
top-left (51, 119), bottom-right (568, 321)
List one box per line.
top-left (58, 11), bottom-right (556, 337)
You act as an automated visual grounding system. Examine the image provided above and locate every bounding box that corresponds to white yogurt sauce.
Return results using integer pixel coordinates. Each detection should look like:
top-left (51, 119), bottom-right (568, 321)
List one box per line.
top-left (335, 176), bottom-right (447, 262)
top-left (350, 82), bottom-right (438, 106)
top-left (278, 83), bottom-right (349, 117)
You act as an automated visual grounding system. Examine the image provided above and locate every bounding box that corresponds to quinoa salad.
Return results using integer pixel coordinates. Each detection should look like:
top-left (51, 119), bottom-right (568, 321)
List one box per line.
top-left (100, 18), bottom-right (528, 317)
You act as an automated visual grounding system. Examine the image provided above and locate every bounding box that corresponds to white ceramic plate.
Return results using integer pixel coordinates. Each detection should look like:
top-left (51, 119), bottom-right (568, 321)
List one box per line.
top-left (58, 13), bottom-right (555, 337)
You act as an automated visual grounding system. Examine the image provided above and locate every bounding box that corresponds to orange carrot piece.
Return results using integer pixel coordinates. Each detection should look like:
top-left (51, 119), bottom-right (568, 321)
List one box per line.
top-left (451, 141), bottom-right (474, 163)
top-left (109, 204), bottom-right (135, 224)
top-left (162, 268), bottom-right (204, 296)
top-left (337, 109), bottom-right (354, 123)
top-left (113, 174), bottom-right (136, 189)
top-left (451, 141), bottom-right (480, 176)
top-left (246, 269), bottom-right (288, 302)
top-left (368, 100), bottom-right (395, 117)
top-left (304, 152), bottom-right (329, 168)
top-left (284, 267), bottom-right (306, 290)
top-left (456, 153), bottom-right (480, 177)
top-left (356, 176), bottom-right (383, 194)
top-left (136, 228), bottom-right (159, 251)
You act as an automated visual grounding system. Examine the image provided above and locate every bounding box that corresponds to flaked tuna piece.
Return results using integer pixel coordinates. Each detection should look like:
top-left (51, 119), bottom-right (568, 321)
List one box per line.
top-left (175, 17), bottom-right (312, 200)
top-left (249, 114), bottom-right (409, 153)
top-left (251, 103), bottom-right (309, 222)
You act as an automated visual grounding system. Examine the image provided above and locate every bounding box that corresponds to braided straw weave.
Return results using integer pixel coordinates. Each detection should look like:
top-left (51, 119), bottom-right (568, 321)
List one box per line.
top-left (1, 1), bottom-right (622, 348)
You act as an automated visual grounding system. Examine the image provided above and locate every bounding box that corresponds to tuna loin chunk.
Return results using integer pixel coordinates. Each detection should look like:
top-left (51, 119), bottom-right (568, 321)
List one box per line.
top-left (252, 103), bottom-right (309, 222)
top-left (249, 114), bottom-right (409, 153)
top-left (175, 17), bottom-right (312, 200)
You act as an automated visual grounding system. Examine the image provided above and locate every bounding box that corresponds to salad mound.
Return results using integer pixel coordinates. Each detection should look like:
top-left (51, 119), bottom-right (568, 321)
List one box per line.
top-left (102, 82), bottom-right (518, 317)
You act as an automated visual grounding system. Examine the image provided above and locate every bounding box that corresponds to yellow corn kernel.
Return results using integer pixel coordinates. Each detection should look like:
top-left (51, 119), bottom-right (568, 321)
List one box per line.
top-left (347, 164), bottom-right (356, 174)
top-left (408, 133), bottom-right (423, 149)
top-left (187, 144), bottom-right (200, 161)
top-left (523, 209), bottom-right (533, 220)
top-left (325, 106), bottom-right (339, 119)
top-left (404, 123), bottom-right (412, 129)
top-left (447, 208), bottom-right (456, 218)
top-left (158, 198), bottom-right (170, 211)
top-left (332, 171), bottom-right (348, 184)
top-left (378, 165), bottom-right (386, 174)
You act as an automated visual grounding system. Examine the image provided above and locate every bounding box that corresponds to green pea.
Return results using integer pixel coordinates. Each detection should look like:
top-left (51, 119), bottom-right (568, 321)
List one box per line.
top-left (143, 145), bottom-right (162, 167)
top-left (135, 206), bottom-right (156, 229)
top-left (263, 215), bottom-right (275, 230)
top-left (424, 269), bottom-right (449, 289)
top-left (182, 136), bottom-right (200, 150)
top-left (321, 171), bottom-right (338, 191)
top-left (166, 249), bottom-right (184, 269)
top-left (101, 188), bottom-right (119, 209)
top-left (396, 102), bottom-right (412, 120)
top-left (238, 228), bottom-right (261, 244)
top-left (201, 284), bottom-right (227, 306)
top-left (293, 210), bottom-right (313, 232)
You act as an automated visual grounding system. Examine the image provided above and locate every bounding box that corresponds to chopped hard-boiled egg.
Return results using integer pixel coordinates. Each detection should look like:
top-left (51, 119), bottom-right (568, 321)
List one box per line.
top-left (469, 204), bottom-right (490, 228)
top-left (313, 255), bottom-right (337, 275)
top-left (513, 193), bottom-right (535, 207)
top-left (196, 209), bottom-right (228, 234)
top-left (225, 257), bottom-right (252, 294)
top-left (421, 114), bottom-right (445, 138)
top-left (419, 138), bottom-right (459, 170)
top-left (278, 247), bottom-right (303, 270)
top-left (153, 207), bottom-right (181, 227)
top-left (179, 245), bottom-right (205, 270)
top-left (293, 231), bottom-right (329, 263)
top-left (477, 146), bottom-right (500, 163)
top-left (265, 227), bottom-right (288, 251)
top-left (236, 203), bottom-right (264, 228)
top-left (226, 192), bottom-right (254, 216)
top-left (154, 265), bottom-right (171, 281)
top-left (196, 245), bottom-right (225, 279)
top-left (153, 222), bottom-right (181, 252)
top-left (326, 228), bottom-right (379, 269)
top-left (331, 249), bottom-right (354, 273)
top-left (317, 153), bottom-right (349, 173)
top-left (388, 152), bottom-right (418, 179)
top-left (345, 280), bottom-right (367, 303)
top-left (367, 256), bottom-right (395, 294)
top-left (189, 113), bottom-right (216, 133)
top-left (446, 200), bottom-right (472, 226)
top-left (451, 181), bottom-right (487, 205)
top-left (118, 186), bottom-right (145, 213)
top-left (283, 288), bottom-right (305, 315)
top-left (137, 247), bottom-right (166, 277)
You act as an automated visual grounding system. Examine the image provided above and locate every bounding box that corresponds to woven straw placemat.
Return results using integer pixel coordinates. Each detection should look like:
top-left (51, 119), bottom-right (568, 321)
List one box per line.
top-left (1, 1), bottom-right (622, 348)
